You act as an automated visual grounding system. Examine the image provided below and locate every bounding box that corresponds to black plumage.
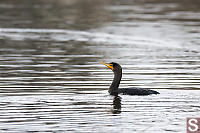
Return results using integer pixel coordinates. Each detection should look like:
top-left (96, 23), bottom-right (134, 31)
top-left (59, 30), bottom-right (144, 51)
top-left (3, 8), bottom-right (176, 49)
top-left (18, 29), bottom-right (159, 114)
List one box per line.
top-left (102, 62), bottom-right (159, 96)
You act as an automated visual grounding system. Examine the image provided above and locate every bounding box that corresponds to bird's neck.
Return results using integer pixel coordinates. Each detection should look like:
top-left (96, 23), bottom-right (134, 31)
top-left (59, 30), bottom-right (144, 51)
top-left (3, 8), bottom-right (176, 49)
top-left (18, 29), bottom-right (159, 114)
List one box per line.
top-left (109, 69), bottom-right (122, 95)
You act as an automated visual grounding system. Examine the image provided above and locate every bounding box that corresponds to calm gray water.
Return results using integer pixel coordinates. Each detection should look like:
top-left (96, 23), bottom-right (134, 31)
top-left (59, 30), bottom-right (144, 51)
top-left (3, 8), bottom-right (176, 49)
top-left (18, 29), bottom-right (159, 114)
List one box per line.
top-left (0, 0), bottom-right (200, 132)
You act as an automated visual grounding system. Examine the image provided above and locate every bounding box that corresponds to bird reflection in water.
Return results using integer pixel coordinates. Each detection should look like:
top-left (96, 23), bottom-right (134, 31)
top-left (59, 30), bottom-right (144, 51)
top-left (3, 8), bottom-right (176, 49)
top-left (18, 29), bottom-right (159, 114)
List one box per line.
top-left (111, 96), bottom-right (121, 114)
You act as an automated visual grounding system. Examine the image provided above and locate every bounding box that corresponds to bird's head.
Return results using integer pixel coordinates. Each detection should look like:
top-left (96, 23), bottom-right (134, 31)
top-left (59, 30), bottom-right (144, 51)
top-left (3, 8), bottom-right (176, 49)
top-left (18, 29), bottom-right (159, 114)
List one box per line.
top-left (101, 61), bottom-right (122, 72)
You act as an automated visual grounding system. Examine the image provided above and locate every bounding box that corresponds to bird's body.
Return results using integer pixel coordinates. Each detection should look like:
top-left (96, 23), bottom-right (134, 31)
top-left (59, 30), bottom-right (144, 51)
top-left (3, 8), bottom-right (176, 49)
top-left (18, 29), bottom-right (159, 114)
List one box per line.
top-left (101, 62), bottom-right (159, 96)
top-left (118, 87), bottom-right (159, 95)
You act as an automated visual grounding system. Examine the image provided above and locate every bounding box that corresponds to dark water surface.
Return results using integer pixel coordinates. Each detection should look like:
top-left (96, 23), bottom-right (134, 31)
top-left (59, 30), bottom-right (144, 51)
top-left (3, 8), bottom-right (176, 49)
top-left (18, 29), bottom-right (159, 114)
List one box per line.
top-left (0, 0), bottom-right (200, 132)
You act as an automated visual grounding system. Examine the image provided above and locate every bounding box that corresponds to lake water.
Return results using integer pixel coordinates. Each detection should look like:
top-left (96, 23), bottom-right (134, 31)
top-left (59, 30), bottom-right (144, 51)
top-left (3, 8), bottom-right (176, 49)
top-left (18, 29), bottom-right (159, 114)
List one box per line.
top-left (0, 0), bottom-right (200, 132)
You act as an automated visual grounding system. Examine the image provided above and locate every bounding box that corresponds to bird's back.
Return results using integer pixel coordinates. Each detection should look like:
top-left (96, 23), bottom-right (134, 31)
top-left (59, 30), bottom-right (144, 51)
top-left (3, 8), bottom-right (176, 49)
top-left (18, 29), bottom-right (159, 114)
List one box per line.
top-left (118, 87), bottom-right (159, 95)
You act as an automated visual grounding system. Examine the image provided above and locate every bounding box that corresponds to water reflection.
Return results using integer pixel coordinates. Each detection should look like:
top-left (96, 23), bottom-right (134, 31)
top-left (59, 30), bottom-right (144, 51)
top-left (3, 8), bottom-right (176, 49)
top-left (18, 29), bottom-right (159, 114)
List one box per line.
top-left (0, 0), bottom-right (200, 132)
top-left (111, 96), bottom-right (121, 114)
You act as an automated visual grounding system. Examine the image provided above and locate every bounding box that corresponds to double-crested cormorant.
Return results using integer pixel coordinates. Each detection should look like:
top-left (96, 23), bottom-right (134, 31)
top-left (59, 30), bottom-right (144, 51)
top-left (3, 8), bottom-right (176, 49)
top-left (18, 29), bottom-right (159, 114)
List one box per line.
top-left (101, 62), bottom-right (159, 96)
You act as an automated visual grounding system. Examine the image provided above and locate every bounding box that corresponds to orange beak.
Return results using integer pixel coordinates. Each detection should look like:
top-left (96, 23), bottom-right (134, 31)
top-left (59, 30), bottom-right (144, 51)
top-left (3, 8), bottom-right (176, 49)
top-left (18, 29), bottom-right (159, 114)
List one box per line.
top-left (101, 61), bottom-right (113, 70)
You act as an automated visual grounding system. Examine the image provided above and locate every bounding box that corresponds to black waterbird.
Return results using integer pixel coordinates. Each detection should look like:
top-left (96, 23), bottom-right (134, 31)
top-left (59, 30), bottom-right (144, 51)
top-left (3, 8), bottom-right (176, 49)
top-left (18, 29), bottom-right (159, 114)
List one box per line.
top-left (101, 62), bottom-right (159, 96)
